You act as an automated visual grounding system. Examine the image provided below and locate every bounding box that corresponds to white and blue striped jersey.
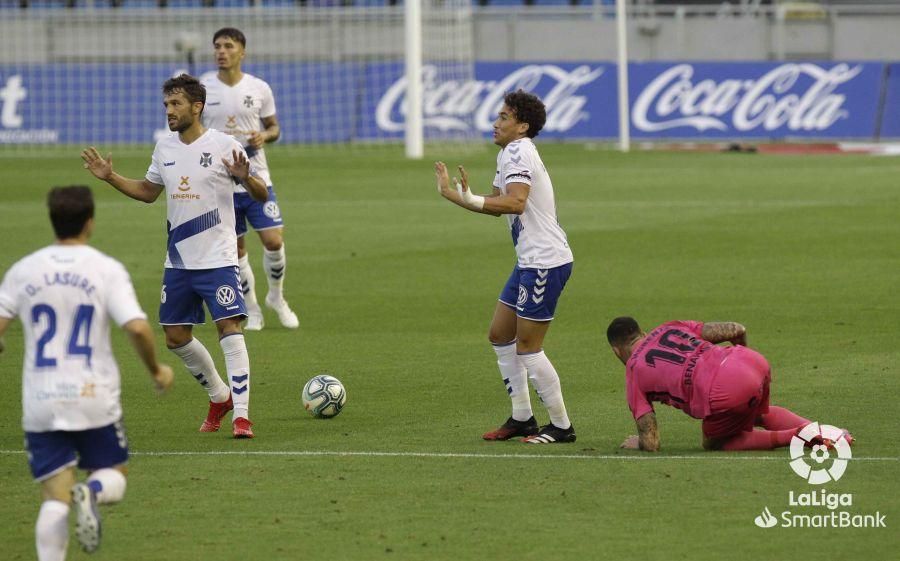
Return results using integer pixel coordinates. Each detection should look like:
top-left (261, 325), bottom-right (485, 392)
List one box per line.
top-left (492, 138), bottom-right (573, 269)
top-left (146, 128), bottom-right (247, 270)
top-left (200, 72), bottom-right (276, 190)
top-left (0, 245), bottom-right (146, 432)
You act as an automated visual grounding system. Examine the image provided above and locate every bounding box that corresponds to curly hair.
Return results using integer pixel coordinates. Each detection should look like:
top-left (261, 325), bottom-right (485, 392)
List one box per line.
top-left (162, 74), bottom-right (206, 108)
top-left (503, 90), bottom-right (547, 138)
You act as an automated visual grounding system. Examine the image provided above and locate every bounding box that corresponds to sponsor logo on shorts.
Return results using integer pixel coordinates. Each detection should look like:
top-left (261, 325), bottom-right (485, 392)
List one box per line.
top-left (263, 201), bottom-right (281, 219)
top-left (516, 285), bottom-right (527, 309)
top-left (215, 285), bottom-right (237, 307)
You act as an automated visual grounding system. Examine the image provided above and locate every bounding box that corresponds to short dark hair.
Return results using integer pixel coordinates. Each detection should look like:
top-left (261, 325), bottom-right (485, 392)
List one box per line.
top-left (213, 27), bottom-right (246, 48)
top-left (503, 90), bottom-right (547, 138)
top-left (163, 74), bottom-right (206, 108)
top-left (48, 186), bottom-right (94, 240)
top-left (607, 316), bottom-right (641, 346)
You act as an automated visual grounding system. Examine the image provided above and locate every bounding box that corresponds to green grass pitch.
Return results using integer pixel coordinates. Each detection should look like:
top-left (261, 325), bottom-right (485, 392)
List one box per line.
top-left (0, 145), bottom-right (898, 560)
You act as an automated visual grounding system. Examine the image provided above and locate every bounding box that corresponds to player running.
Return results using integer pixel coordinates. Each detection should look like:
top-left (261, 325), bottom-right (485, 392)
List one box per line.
top-left (434, 90), bottom-right (576, 444)
top-left (82, 74), bottom-right (267, 438)
top-left (606, 316), bottom-right (854, 451)
top-left (0, 186), bottom-right (173, 559)
top-left (200, 27), bottom-right (298, 331)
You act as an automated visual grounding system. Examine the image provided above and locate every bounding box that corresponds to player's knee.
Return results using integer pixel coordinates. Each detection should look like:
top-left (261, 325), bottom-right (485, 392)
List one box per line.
top-left (516, 335), bottom-right (542, 355)
top-left (164, 331), bottom-right (191, 349)
top-left (261, 236), bottom-right (283, 252)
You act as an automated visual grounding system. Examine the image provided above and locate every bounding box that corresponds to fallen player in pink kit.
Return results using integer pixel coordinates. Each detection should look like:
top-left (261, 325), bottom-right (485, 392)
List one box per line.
top-left (605, 317), bottom-right (853, 451)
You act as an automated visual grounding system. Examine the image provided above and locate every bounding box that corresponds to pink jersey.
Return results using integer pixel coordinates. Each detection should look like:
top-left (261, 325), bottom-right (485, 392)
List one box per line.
top-left (625, 321), bottom-right (731, 421)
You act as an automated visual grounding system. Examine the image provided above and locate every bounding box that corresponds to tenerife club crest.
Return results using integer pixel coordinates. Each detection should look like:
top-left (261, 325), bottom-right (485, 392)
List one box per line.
top-left (200, 152), bottom-right (213, 168)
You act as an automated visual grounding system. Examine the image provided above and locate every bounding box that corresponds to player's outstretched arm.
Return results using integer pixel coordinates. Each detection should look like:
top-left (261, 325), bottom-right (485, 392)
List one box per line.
top-left (701, 322), bottom-right (747, 346)
top-left (434, 162), bottom-right (503, 217)
top-left (224, 149), bottom-right (268, 202)
top-left (122, 318), bottom-right (173, 395)
top-left (621, 413), bottom-right (660, 452)
top-left (81, 147), bottom-right (164, 203)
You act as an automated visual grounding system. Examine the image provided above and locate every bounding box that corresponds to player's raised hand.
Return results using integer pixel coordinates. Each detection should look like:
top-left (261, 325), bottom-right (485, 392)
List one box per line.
top-left (223, 149), bottom-right (250, 180)
top-left (455, 164), bottom-right (485, 210)
top-left (81, 147), bottom-right (113, 181)
top-left (151, 364), bottom-right (174, 396)
top-left (434, 161), bottom-right (454, 198)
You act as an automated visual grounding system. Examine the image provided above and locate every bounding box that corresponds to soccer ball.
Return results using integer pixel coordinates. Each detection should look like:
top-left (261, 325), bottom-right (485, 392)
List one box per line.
top-left (301, 374), bottom-right (347, 418)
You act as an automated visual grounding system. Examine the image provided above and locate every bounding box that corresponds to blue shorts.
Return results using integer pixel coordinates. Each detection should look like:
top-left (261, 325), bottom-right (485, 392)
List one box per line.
top-left (498, 263), bottom-right (573, 322)
top-left (160, 266), bottom-right (247, 325)
top-left (25, 421), bottom-right (129, 481)
top-left (235, 186), bottom-right (283, 237)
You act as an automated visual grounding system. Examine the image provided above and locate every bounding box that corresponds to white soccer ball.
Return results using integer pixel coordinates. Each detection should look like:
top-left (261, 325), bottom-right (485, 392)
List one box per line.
top-left (301, 374), bottom-right (347, 418)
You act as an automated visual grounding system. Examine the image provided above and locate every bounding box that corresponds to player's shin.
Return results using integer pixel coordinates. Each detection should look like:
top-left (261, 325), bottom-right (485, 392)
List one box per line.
top-left (86, 469), bottom-right (126, 504)
top-left (520, 351), bottom-right (571, 430)
top-left (169, 338), bottom-right (230, 403)
top-left (35, 500), bottom-right (69, 561)
top-left (721, 428), bottom-right (796, 450)
top-left (263, 245), bottom-right (286, 301)
top-left (758, 406), bottom-right (811, 430)
top-left (220, 333), bottom-right (250, 420)
top-left (494, 341), bottom-right (532, 421)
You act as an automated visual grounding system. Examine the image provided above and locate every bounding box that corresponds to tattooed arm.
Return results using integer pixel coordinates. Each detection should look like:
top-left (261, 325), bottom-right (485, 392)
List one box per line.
top-left (620, 413), bottom-right (660, 452)
top-left (701, 322), bottom-right (747, 347)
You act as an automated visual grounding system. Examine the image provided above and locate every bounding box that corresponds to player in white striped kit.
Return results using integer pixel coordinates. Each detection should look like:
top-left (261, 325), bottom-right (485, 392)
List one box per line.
top-left (82, 74), bottom-right (268, 439)
top-left (0, 186), bottom-right (173, 559)
top-left (435, 90), bottom-right (576, 444)
top-left (200, 27), bottom-right (299, 331)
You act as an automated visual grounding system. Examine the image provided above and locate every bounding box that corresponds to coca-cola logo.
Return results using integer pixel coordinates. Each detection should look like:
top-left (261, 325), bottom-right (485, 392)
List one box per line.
top-left (632, 63), bottom-right (863, 133)
top-left (375, 64), bottom-right (605, 134)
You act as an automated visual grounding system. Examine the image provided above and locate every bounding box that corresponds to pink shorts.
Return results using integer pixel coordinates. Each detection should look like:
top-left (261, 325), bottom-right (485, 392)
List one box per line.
top-left (701, 347), bottom-right (771, 439)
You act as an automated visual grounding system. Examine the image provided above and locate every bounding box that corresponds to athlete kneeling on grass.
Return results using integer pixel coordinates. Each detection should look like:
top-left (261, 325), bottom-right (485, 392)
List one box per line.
top-left (606, 317), bottom-right (853, 451)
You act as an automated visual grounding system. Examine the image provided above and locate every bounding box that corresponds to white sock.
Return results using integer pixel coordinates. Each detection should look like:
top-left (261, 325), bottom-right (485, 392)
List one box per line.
top-left (519, 350), bottom-right (571, 429)
top-left (220, 333), bottom-right (250, 420)
top-left (493, 341), bottom-right (532, 421)
top-left (238, 253), bottom-right (260, 311)
top-left (263, 245), bottom-right (286, 302)
top-left (170, 338), bottom-right (230, 403)
top-left (36, 500), bottom-right (69, 561)
top-left (87, 468), bottom-right (127, 504)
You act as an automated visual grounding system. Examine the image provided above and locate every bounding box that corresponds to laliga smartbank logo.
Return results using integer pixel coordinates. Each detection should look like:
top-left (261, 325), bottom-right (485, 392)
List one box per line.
top-left (753, 422), bottom-right (886, 529)
top-left (790, 422), bottom-right (852, 484)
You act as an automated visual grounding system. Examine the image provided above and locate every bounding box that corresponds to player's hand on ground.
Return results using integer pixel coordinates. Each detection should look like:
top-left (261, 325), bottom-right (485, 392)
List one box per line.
top-left (152, 364), bottom-right (174, 395)
top-left (223, 149), bottom-right (250, 181)
top-left (81, 147), bottom-right (113, 180)
top-left (620, 435), bottom-right (640, 450)
top-left (434, 161), bottom-right (454, 198)
top-left (246, 132), bottom-right (265, 149)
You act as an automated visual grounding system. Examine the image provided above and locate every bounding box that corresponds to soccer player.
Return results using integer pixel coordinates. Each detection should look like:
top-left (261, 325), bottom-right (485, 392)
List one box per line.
top-left (81, 74), bottom-right (268, 438)
top-left (0, 186), bottom-right (173, 560)
top-left (606, 317), bottom-right (853, 451)
top-left (200, 27), bottom-right (298, 331)
top-left (434, 90), bottom-right (576, 444)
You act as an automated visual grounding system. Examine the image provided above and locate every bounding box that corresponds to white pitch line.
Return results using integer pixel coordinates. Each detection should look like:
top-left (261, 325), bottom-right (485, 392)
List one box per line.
top-left (1, 449), bottom-right (897, 462)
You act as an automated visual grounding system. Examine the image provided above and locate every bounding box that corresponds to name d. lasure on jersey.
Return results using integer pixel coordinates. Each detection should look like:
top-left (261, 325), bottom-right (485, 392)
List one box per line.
top-left (25, 271), bottom-right (97, 297)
